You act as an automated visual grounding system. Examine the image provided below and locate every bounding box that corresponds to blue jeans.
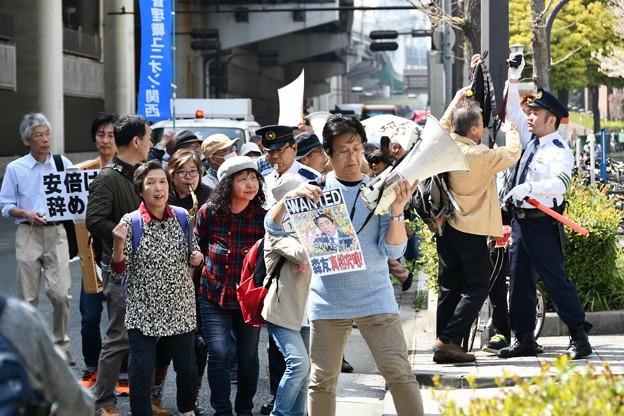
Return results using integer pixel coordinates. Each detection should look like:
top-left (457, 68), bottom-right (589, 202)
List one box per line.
top-left (79, 280), bottom-right (104, 369)
top-left (127, 329), bottom-right (197, 415)
top-left (405, 232), bottom-right (420, 262)
top-left (266, 323), bottom-right (310, 416)
top-left (199, 297), bottom-right (261, 415)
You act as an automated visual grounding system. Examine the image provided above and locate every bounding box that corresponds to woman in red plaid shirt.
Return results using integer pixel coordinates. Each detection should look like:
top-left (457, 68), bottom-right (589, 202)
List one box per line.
top-left (195, 156), bottom-right (267, 416)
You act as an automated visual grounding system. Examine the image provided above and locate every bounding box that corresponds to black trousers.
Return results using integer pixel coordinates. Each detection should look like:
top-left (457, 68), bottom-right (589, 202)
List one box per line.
top-left (488, 245), bottom-right (511, 341)
top-left (508, 216), bottom-right (590, 334)
top-left (436, 225), bottom-right (491, 344)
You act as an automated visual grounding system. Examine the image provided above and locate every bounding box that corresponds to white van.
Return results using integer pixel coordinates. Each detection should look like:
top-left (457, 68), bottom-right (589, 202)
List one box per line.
top-left (150, 98), bottom-right (260, 148)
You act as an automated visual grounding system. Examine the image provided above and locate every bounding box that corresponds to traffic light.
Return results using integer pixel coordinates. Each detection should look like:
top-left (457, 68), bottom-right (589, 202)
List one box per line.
top-left (369, 30), bottom-right (398, 40)
top-left (370, 42), bottom-right (399, 52)
top-left (369, 30), bottom-right (399, 52)
top-left (190, 28), bottom-right (219, 51)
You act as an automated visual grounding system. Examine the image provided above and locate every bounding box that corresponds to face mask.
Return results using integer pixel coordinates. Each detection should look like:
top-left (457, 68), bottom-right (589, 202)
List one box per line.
top-left (223, 151), bottom-right (237, 160)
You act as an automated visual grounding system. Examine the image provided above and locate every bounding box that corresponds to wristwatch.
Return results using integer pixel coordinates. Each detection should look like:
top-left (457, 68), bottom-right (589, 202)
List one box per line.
top-left (154, 142), bottom-right (166, 151)
top-left (390, 214), bottom-right (405, 222)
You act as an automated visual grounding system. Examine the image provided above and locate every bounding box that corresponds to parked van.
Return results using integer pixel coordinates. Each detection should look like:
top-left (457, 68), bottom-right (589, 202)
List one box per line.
top-left (150, 98), bottom-right (260, 148)
top-left (360, 104), bottom-right (398, 120)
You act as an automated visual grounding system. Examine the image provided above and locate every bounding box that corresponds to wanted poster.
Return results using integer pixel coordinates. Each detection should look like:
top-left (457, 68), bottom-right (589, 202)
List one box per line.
top-left (284, 188), bottom-right (365, 276)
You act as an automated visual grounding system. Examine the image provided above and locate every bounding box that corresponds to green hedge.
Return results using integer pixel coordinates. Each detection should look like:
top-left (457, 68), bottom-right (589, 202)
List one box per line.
top-left (435, 356), bottom-right (624, 415)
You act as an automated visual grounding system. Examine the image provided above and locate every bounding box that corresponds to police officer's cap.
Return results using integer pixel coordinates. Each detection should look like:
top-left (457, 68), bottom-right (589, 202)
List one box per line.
top-left (528, 87), bottom-right (569, 120)
top-left (255, 125), bottom-right (297, 151)
top-left (295, 132), bottom-right (322, 160)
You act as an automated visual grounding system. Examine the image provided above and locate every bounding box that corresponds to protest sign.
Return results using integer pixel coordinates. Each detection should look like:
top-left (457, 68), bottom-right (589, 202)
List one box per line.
top-left (283, 188), bottom-right (365, 276)
top-left (42, 169), bottom-right (98, 221)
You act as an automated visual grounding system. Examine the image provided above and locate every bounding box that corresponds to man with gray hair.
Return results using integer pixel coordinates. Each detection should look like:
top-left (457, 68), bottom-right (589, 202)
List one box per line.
top-left (432, 90), bottom-right (521, 364)
top-left (0, 113), bottom-right (75, 365)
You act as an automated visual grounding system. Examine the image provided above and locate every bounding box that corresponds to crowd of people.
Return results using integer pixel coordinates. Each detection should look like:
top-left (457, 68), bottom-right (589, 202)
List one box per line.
top-left (0, 50), bottom-right (594, 416)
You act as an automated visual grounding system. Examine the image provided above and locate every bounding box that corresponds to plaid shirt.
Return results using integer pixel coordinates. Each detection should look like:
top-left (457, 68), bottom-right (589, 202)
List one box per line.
top-left (195, 201), bottom-right (266, 309)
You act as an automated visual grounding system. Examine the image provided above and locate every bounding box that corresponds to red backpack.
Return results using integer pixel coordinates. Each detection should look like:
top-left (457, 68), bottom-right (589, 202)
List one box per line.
top-left (237, 238), bottom-right (286, 326)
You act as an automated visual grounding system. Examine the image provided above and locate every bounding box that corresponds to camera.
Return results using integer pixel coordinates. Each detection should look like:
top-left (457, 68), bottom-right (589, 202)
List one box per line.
top-left (506, 53), bottom-right (522, 69)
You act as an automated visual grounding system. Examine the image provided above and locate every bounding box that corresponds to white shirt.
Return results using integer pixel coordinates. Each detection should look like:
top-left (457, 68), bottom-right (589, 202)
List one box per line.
top-left (505, 82), bottom-right (573, 209)
top-left (0, 153), bottom-right (72, 223)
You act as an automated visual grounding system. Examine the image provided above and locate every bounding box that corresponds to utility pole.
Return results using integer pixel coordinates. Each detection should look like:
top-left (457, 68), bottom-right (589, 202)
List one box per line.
top-left (442, 0), bottom-right (453, 108)
top-left (481, 0), bottom-right (509, 109)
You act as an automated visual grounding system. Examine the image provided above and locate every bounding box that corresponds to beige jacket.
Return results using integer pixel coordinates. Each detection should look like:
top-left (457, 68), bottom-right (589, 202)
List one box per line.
top-left (261, 234), bottom-right (312, 331)
top-left (440, 109), bottom-right (521, 238)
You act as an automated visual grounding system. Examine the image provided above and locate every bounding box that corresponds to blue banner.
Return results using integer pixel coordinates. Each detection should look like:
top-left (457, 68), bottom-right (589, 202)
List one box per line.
top-left (137, 0), bottom-right (172, 121)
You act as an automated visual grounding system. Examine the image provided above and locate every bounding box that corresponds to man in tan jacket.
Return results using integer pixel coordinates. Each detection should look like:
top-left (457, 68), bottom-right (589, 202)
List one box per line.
top-left (432, 87), bottom-right (521, 364)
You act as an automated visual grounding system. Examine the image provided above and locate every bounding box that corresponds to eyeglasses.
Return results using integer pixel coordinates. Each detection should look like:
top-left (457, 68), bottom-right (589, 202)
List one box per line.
top-left (266, 144), bottom-right (293, 156)
top-left (174, 169), bottom-right (199, 178)
top-left (334, 148), bottom-right (364, 159)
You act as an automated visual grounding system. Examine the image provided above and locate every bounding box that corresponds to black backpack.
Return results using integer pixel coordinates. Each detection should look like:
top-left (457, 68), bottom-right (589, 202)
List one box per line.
top-left (413, 173), bottom-right (457, 236)
top-left (0, 296), bottom-right (51, 416)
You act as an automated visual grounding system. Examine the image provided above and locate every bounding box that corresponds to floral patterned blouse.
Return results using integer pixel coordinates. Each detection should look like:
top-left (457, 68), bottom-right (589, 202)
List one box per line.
top-left (111, 202), bottom-right (198, 337)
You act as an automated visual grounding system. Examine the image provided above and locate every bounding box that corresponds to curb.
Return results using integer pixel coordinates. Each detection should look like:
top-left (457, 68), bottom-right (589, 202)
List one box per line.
top-left (541, 310), bottom-right (624, 336)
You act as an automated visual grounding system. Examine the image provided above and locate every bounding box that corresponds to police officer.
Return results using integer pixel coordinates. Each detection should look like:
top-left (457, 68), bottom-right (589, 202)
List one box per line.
top-left (500, 53), bottom-right (592, 360)
top-left (256, 125), bottom-right (319, 204)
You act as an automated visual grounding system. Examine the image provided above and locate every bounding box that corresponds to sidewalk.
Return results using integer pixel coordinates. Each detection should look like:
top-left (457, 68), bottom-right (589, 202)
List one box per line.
top-left (338, 280), bottom-right (624, 416)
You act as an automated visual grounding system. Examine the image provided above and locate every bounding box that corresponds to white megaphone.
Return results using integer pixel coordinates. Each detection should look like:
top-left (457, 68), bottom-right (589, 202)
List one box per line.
top-left (360, 115), bottom-right (470, 215)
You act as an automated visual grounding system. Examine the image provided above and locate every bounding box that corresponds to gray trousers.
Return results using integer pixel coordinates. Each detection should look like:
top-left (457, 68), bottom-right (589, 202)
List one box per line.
top-left (94, 269), bottom-right (130, 408)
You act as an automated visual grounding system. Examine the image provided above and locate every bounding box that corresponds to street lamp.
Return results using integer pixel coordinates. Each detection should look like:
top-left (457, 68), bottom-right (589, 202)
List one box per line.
top-left (509, 44), bottom-right (525, 54)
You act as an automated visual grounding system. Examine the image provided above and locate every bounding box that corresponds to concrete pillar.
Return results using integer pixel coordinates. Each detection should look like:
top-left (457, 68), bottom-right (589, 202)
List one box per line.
top-left (102, 0), bottom-right (136, 115)
top-left (39, 0), bottom-right (64, 154)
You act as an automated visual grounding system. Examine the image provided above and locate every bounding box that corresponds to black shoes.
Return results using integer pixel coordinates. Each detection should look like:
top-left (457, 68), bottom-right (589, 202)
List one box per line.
top-left (498, 332), bottom-right (541, 358)
top-left (260, 398), bottom-right (274, 415)
top-left (341, 357), bottom-right (354, 373)
top-left (401, 272), bottom-right (414, 292)
top-left (562, 324), bottom-right (592, 360)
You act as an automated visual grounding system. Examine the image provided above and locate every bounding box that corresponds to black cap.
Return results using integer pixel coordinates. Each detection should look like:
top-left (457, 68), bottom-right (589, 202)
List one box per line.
top-left (528, 87), bottom-right (569, 120)
top-left (255, 125), bottom-right (296, 150)
top-left (172, 130), bottom-right (201, 152)
top-left (295, 132), bottom-right (321, 159)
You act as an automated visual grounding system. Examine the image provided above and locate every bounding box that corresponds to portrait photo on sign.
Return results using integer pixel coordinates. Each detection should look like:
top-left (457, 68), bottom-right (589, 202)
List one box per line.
top-left (283, 189), bottom-right (365, 276)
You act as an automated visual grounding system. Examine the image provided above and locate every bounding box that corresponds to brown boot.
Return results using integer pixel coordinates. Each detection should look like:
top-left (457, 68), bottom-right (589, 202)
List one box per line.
top-left (432, 338), bottom-right (475, 363)
top-left (151, 396), bottom-right (173, 416)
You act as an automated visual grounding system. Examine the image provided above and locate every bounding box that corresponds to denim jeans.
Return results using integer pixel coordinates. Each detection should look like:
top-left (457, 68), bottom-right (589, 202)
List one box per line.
top-left (127, 329), bottom-right (197, 415)
top-left (79, 281), bottom-right (104, 369)
top-left (266, 323), bottom-right (310, 416)
top-left (199, 297), bottom-right (261, 415)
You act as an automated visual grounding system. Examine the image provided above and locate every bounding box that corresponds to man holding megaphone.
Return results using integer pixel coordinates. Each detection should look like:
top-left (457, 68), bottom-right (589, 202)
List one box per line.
top-left (432, 87), bottom-right (522, 364)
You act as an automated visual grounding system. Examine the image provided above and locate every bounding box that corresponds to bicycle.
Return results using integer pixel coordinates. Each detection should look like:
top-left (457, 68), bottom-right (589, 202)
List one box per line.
top-left (462, 226), bottom-right (545, 352)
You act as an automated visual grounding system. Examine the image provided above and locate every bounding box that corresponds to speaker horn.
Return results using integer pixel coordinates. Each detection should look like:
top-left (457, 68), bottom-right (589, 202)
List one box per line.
top-left (305, 111), bottom-right (332, 140)
top-left (360, 115), bottom-right (470, 215)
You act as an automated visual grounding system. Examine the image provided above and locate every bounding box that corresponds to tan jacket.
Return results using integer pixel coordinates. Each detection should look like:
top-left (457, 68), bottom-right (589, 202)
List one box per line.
top-left (440, 109), bottom-right (521, 238)
top-left (261, 234), bottom-right (312, 331)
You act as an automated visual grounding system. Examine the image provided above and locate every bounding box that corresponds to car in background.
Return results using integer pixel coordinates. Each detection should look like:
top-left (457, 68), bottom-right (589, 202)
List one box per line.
top-left (412, 108), bottom-right (431, 126)
top-left (360, 104), bottom-right (398, 120)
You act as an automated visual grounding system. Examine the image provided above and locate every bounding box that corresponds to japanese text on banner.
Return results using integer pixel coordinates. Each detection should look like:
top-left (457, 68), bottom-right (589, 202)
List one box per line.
top-left (137, 0), bottom-right (172, 121)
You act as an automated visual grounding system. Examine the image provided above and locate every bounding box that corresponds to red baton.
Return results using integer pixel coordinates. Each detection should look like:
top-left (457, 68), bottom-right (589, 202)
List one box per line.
top-left (525, 197), bottom-right (589, 236)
